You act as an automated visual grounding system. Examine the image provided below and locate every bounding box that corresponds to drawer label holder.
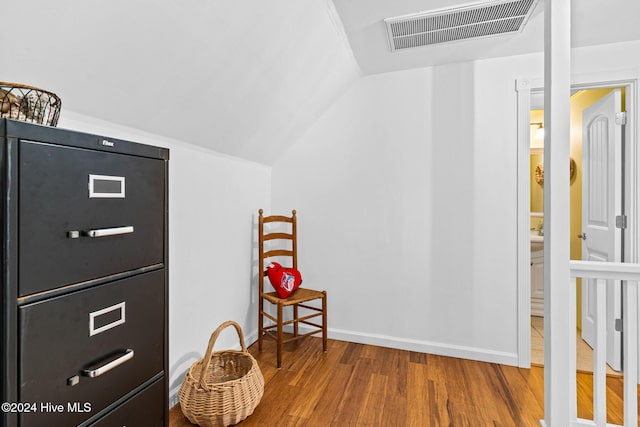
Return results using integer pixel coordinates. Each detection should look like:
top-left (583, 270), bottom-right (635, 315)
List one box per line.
top-left (89, 174), bottom-right (125, 198)
top-left (89, 301), bottom-right (126, 336)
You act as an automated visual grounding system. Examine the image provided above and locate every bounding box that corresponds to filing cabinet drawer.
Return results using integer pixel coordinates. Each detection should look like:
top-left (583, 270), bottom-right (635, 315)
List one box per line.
top-left (90, 378), bottom-right (165, 427)
top-left (19, 270), bottom-right (164, 427)
top-left (19, 140), bottom-right (165, 296)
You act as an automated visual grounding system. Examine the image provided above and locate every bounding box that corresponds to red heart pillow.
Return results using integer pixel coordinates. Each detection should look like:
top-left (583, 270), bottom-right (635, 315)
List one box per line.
top-left (266, 262), bottom-right (302, 298)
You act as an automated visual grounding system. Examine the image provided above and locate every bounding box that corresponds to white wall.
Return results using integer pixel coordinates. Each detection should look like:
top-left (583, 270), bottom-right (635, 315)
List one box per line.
top-left (270, 39), bottom-right (640, 366)
top-left (271, 64), bottom-right (520, 365)
top-left (57, 111), bottom-right (271, 398)
top-left (270, 66), bottom-right (433, 342)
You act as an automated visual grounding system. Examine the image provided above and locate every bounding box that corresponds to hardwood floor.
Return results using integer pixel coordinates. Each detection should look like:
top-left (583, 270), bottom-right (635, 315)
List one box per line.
top-left (170, 336), bottom-right (630, 426)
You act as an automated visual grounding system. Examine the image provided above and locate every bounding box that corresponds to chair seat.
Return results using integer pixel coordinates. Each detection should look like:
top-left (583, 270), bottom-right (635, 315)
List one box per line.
top-left (262, 287), bottom-right (325, 306)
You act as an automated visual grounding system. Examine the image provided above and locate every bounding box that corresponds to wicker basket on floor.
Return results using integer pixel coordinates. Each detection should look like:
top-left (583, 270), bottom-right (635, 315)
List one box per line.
top-left (179, 320), bottom-right (264, 427)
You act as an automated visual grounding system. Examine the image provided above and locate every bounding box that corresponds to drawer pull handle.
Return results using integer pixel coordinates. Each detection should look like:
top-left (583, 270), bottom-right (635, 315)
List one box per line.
top-left (82, 349), bottom-right (134, 378)
top-left (83, 226), bottom-right (134, 238)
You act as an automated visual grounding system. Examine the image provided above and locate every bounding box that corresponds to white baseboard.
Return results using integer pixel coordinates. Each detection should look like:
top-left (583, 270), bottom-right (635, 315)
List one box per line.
top-left (327, 327), bottom-right (519, 366)
top-left (246, 325), bottom-right (519, 366)
top-left (244, 329), bottom-right (258, 347)
top-left (169, 386), bottom-right (181, 409)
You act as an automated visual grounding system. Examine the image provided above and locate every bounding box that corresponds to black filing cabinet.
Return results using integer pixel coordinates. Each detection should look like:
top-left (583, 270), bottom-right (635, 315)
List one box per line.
top-left (0, 119), bottom-right (169, 426)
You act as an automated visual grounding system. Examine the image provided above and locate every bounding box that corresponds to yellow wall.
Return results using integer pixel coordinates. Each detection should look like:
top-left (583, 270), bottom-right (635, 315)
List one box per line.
top-left (529, 110), bottom-right (544, 215)
top-left (530, 88), bottom-right (622, 329)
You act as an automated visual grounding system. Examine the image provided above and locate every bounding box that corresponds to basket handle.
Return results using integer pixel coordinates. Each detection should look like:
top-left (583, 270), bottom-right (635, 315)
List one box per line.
top-left (197, 320), bottom-right (248, 390)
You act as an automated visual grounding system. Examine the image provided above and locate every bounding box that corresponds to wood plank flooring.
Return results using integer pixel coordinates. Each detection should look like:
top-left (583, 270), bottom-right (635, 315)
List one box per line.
top-left (170, 336), bottom-right (631, 426)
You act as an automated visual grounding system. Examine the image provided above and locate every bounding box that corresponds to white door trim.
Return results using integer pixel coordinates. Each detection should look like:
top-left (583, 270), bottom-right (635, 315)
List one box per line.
top-left (515, 72), bottom-right (638, 368)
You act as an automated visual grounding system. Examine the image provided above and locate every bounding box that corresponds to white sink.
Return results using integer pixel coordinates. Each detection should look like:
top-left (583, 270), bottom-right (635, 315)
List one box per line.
top-left (531, 229), bottom-right (544, 251)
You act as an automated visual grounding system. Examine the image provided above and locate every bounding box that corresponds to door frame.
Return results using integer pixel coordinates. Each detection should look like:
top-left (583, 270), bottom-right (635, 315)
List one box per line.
top-left (516, 71), bottom-right (638, 367)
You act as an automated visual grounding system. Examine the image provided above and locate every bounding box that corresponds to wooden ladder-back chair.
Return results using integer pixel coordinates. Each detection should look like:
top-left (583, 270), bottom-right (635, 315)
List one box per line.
top-left (258, 209), bottom-right (327, 368)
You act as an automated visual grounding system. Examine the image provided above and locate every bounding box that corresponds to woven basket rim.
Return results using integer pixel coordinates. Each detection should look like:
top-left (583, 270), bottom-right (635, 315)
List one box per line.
top-left (0, 82), bottom-right (60, 98)
top-left (186, 351), bottom-right (259, 390)
top-left (187, 352), bottom-right (257, 384)
top-left (1, 81), bottom-right (52, 91)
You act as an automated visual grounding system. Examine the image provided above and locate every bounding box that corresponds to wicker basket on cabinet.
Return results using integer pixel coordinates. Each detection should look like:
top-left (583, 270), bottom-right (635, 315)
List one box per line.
top-left (0, 82), bottom-right (61, 126)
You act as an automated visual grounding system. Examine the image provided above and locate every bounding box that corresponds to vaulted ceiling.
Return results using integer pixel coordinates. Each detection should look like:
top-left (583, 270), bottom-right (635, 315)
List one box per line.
top-left (3, 1), bottom-right (640, 164)
top-left (2, 0), bottom-right (360, 164)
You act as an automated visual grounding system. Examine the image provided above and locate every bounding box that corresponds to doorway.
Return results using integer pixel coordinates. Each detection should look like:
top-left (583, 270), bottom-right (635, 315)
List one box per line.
top-left (515, 76), bottom-right (638, 369)
top-left (529, 88), bottom-right (626, 372)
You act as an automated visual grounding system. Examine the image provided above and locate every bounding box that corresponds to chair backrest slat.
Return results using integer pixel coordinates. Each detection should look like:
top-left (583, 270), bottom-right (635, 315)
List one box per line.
top-left (264, 249), bottom-right (294, 258)
top-left (263, 232), bottom-right (293, 241)
top-left (258, 209), bottom-right (298, 295)
top-left (263, 215), bottom-right (293, 224)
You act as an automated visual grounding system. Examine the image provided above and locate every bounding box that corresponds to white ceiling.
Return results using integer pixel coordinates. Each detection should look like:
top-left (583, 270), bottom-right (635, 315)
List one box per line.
top-left (2, 0), bottom-right (640, 164)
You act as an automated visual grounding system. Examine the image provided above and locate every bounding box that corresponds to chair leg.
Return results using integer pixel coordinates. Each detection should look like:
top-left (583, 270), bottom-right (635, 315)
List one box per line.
top-left (258, 298), bottom-right (264, 352)
top-left (293, 304), bottom-right (299, 337)
top-left (277, 302), bottom-right (283, 368)
top-left (322, 291), bottom-right (328, 352)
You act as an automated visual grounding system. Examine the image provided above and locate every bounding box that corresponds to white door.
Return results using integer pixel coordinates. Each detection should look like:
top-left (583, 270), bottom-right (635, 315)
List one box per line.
top-left (581, 89), bottom-right (623, 371)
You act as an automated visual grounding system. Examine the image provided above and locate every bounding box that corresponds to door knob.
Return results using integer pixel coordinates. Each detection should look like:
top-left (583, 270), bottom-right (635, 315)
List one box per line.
top-left (577, 233), bottom-right (587, 240)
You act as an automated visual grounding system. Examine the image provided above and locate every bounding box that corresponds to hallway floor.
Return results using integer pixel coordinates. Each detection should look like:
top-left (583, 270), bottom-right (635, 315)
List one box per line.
top-left (531, 315), bottom-right (620, 376)
top-left (171, 335), bottom-right (631, 426)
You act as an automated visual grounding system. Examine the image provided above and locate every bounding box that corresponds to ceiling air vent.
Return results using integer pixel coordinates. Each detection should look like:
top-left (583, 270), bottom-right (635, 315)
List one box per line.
top-left (384, 0), bottom-right (539, 51)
